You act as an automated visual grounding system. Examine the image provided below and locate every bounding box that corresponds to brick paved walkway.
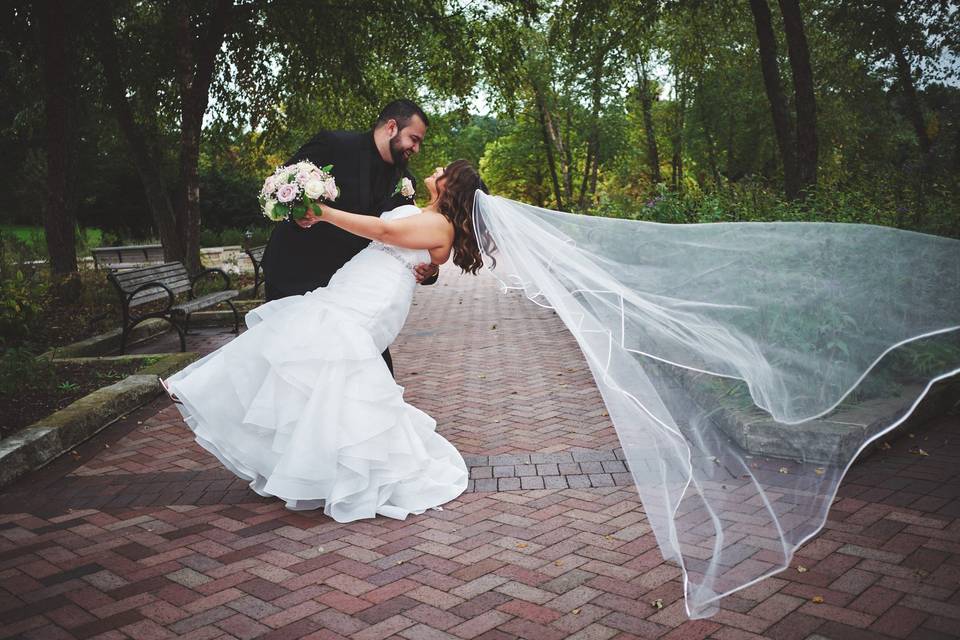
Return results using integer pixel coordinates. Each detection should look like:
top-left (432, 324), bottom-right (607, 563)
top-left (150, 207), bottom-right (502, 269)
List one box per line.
top-left (2, 267), bottom-right (958, 639)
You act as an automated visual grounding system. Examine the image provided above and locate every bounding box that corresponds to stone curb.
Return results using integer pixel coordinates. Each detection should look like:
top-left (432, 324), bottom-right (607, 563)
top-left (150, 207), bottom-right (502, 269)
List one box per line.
top-left (40, 318), bottom-right (172, 359)
top-left (0, 352), bottom-right (198, 489)
top-left (674, 365), bottom-right (960, 465)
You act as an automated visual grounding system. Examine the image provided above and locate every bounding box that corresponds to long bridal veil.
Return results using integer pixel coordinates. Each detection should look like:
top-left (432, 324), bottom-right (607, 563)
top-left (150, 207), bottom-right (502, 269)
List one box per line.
top-left (473, 192), bottom-right (960, 618)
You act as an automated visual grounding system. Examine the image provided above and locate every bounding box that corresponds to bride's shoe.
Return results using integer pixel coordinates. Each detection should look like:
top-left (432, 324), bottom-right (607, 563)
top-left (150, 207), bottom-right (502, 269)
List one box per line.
top-left (159, 378), bottom-right (183, 405)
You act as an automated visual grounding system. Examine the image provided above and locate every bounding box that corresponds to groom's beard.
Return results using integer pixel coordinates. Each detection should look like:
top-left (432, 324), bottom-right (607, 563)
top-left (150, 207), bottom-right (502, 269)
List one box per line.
top-left (389, 137), bottom-right (409, 169)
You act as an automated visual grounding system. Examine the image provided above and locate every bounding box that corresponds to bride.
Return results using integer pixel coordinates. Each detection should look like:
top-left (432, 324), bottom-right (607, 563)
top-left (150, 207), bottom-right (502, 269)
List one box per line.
top-left (163, 160), bottom-right (487, 522)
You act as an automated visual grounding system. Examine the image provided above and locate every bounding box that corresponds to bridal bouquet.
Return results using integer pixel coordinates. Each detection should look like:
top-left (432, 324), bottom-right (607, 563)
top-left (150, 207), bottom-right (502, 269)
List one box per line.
top-left (259, 161), bottom-right (339, 222)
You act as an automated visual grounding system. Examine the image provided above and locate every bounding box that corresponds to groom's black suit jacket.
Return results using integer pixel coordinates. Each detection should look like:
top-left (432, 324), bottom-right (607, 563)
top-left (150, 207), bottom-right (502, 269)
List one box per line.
top-left (261, 130), bottom-right (421, 299)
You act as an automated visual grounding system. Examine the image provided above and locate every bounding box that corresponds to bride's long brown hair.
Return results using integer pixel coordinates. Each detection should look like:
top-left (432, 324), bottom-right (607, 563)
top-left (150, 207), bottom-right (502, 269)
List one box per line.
top-left (435, 160), bottom-right (488, 274)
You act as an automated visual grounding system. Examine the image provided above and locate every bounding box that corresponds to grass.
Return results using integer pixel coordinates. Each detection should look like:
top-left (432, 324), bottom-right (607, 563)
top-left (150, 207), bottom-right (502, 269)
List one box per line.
top-left (0, 225), bottom-right (104, 249)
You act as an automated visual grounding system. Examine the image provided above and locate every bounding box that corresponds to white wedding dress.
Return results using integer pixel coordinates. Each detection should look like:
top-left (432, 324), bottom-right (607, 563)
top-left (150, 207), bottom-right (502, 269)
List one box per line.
top-left (165, 205), bottom-right (468, 522)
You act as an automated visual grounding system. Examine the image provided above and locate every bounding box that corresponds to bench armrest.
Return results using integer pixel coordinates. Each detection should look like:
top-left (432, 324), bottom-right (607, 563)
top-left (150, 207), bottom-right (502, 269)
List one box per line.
top-left (127, 281), bottom-right (175, 312)
top-left (190, 268), bottom-right (231, 298)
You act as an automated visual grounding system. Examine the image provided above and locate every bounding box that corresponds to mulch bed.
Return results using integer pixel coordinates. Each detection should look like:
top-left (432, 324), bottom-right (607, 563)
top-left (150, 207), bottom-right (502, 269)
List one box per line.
top-left (0, 358), bottom-right (152, 440)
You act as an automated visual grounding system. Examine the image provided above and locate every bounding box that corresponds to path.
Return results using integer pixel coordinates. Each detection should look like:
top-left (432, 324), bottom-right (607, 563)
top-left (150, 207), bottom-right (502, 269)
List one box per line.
top-left (1, 267), bottom-right (958, 639)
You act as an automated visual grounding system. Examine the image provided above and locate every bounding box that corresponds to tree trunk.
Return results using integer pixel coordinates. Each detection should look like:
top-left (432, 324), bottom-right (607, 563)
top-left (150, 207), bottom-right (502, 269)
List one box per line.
top-left (893, 47), bottom-right (931, 155)
top-left (588, 142), bottom-right (600, 202)
top-left (95, 9), bottom-right (182, 262)
top-left (778, 0), bottom-right (818, 194)
top-left (173, 0), bottom-right (232, 274)
top-left (891, 44), bottom-right (928, 227)
top-left (670, 72), bottom-right (685, 192)
top-left (579, 70), bottom-right (602, 208)
top-left (563, 110), bottom-right (574, 202)
top-left (749, 0), bottom-right (800, 199)
top-left (533, 87), bottom-right (564, 209)
top-left (636, 56), bottom-right (661, 185)
top-left (39, 0), bottom-right (78, 279)
top-left (696, 81), bottom-right (722, 189)
top-left (577, 141), bottom-right (592, 209)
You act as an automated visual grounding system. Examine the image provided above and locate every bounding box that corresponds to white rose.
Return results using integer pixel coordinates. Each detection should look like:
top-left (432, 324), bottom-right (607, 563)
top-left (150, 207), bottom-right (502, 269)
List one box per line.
top-left (263, 198), bottom-right (284, 221)
top-left (262, 175), bottom-right (277, 195)
top-left (304, 178), bottom-right (326, 200)
top-left (400, 177), bottom-right (415, 198)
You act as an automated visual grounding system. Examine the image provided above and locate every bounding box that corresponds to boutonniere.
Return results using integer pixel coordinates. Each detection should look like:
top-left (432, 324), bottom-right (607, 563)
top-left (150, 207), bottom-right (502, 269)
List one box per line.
top-left (393, 177), bottom-right (415, 199)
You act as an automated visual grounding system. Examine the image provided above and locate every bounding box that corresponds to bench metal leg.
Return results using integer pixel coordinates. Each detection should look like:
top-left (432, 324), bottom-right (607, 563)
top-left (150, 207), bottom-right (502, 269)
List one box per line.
top-left (123, 315), bottom-right (186, 353)
top-left (226, 300), bottom-right (240, 333)
top-left (170, 317), bottom-right (187, 351)
top-left (119, 324), bottom-right (132, 354)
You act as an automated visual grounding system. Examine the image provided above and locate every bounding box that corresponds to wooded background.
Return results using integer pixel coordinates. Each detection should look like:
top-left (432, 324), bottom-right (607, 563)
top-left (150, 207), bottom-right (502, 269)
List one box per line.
top-left (2, 0), bottom-right (958, 278)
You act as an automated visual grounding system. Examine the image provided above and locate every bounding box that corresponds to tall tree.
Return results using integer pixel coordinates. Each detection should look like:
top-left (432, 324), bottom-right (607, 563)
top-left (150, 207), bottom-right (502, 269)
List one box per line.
top-left (38, 0), bottom-right (78, 279)
top-left (635, 54), bottom-right (662, 185)
top-left (173, 0), bottom-right (233, 272)
top-left (95, 6), bottom-right (180, 262)
top-left (777, 0), bottom-right (818, 191)
top-left (749, 0), bottom-right (802, 199)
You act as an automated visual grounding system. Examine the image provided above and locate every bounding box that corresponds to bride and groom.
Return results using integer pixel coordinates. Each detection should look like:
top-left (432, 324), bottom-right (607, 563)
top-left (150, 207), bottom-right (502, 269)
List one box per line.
top-left (164, 99), bottom-right (485, 522)
top-left (163, 97), bottom-right (960, 617)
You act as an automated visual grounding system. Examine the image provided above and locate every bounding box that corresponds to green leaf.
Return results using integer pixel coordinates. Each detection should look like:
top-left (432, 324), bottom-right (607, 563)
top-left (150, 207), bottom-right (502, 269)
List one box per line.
top-left (321, 164), bottom-right (333, 173)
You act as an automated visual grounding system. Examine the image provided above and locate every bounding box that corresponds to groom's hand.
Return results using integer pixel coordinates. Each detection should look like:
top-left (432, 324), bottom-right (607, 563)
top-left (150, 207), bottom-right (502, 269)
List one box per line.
top-left (414, 262), bottom-right (439, 284)
top-left (295, 207), bottom-right (323, 229)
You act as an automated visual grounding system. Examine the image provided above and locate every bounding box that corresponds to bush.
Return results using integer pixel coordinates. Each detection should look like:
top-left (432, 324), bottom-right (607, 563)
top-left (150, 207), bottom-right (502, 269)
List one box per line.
top-left (585, 180), bottom-right (955, 233)
top-left (220, 228), bottom-right (245, 247)
top-left (0, 347), bottom-right (54, 396)
top-left (0, 270), bottom-right (47, 345)
top-left (199, 225), bottom-right (272, 248)
top-left (199, 228), bottom-right (220, 248)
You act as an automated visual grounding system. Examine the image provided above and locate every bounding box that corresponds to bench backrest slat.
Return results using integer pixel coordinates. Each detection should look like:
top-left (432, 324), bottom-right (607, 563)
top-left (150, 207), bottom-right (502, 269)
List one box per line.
top-left (92, 244), bottom-right (165, 268)
top-left (112, 262), bottom-right (186, 285)
top-left (110, 262), bottom-right (192, 306)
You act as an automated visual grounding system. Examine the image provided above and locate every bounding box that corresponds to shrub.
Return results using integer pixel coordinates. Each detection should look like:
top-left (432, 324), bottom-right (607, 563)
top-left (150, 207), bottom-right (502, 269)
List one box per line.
top-left (199, 228), bottom-right (220, 248)
top-left (0, 347), bottom-right (55, 396)
top-left (220, 228), bottom-right (245, 247)
top-left (0, 270), bottom-right (47, 345)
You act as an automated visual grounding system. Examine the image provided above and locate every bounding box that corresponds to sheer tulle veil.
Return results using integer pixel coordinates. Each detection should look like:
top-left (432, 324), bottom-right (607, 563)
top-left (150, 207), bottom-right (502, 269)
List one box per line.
top-left (472, 191), bottom-right (960, 618)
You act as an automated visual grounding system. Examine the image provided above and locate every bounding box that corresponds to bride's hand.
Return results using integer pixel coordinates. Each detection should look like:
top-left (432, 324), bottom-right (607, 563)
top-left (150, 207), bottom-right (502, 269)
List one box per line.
top-left (295, 206), bottom-right (324, 229)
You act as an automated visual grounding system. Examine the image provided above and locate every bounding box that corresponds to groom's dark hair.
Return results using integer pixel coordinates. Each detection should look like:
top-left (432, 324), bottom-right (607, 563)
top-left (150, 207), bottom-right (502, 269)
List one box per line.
top-left (375, 99), bottom-right (429, 131)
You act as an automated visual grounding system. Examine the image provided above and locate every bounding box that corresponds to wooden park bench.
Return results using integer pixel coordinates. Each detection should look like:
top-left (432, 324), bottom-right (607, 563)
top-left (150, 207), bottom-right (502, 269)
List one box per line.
top-left (91, 244), bottom-right (165, 271)
top-left (245, 244), bottom-right (266, 297)
top-left (108, 262), bottom-right (240, 353)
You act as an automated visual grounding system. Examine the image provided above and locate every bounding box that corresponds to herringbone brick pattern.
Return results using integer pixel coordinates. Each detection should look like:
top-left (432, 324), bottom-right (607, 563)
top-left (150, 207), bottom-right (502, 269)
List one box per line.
top-left (2, 266), bottom-right (957, 639)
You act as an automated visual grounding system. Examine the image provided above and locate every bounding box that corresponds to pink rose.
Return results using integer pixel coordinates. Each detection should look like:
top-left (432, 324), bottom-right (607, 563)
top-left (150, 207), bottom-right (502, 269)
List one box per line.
top-left (324, 178), bottom-right (338, 201)
top-left (276, 183), bottom-right (299, 203)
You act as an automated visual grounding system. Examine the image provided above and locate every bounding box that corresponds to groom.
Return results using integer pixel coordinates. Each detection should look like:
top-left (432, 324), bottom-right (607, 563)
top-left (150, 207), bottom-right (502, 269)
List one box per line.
top-left (261, 99), bottom-right (438, 375)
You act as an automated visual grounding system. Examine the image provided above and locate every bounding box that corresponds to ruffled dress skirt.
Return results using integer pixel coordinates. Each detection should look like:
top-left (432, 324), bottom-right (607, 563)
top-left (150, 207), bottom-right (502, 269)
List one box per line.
top-left (165, 242), bottom-right (467, 522)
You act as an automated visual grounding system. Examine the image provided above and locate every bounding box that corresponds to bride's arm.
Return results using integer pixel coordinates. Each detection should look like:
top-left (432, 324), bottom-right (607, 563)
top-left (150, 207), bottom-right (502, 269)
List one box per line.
top-left (313, 204), bottom-right (451, 251)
